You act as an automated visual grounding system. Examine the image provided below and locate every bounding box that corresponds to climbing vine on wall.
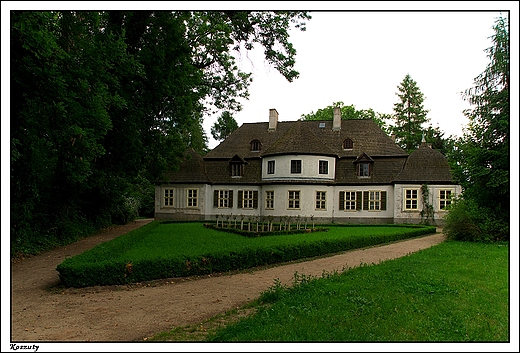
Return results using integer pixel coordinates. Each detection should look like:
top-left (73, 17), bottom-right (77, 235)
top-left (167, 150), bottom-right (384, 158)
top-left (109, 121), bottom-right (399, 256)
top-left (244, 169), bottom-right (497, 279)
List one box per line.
top-left (420, 184), bottom-right (435, 225)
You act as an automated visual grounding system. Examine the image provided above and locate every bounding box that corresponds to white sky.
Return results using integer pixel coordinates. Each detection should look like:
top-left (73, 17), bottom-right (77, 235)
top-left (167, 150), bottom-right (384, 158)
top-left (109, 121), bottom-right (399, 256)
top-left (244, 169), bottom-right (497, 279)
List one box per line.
top-left (204, 10), bottom-right (505, 149)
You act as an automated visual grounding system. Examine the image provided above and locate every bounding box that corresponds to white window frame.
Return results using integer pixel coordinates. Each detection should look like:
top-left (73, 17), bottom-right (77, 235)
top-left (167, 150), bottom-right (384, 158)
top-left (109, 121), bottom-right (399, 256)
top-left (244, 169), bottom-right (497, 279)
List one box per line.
top-left (369, 190), bottom-right (381, 211)
top-left (315, 191), bottom-right (327, 210)
top-left (288, 190), bottom-right (301, 209)
top-left (186, 188), bottom-right (198, 208)
top-left (267, 160), bottom-right (275, 174)
top-left (265, 190), bottom-right (274, 210)
top-left (218, 189), bottom-right (230, 208)
top-left (359, 163), bottom-right (370, 177)
top-left (318, 160), bottom-right (328, 175)
top-left (164, 188), bottom-right (174, 207)
top-left (344, 191), bottom-right (357, 211)
top-left (439, 189), bottom-right (454, 211)
top-left (291, 160), bottom-right (302, 174)
top-left (242, 190), bottom-right (254, 209)
top-left (231, 163), bottom-right (243, 177)
top-left (404, 188), bottom-right (419, 211)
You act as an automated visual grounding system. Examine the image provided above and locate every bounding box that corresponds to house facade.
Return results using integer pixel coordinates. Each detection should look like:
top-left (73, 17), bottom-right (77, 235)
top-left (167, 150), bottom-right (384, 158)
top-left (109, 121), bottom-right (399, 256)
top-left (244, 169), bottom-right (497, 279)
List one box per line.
top-left (155, 108), bottom-right (461, 225)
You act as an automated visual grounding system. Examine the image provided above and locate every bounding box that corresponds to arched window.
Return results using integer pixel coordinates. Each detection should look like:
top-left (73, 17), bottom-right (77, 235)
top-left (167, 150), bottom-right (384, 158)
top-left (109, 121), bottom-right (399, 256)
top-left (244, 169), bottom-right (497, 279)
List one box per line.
top-left (343, 138), bottom-right (353, 150)
top-left (250, 139), bottom-right (261, 151)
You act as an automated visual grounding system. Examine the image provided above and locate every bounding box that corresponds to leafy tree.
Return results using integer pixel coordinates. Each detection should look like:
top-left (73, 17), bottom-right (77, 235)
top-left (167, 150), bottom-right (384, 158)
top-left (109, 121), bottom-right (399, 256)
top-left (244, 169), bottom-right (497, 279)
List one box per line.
top-left (423, 124), bottom-right (454, 156)
top-left (301, 101), bottom-right (389, 132)
top-left (445, 15), bottom-right (509, 242)
top-left (211, 111), bottom-right (239, 141)
top-left (390, 74), bottom-right (430, 152)
top-left (10, 10), bottom-right (311, 256)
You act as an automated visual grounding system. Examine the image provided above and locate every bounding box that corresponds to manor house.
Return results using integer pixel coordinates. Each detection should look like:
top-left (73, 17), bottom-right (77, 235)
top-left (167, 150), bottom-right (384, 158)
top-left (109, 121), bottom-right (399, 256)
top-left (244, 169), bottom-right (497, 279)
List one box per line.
top-left (154, 108), bottom-right (460, 225)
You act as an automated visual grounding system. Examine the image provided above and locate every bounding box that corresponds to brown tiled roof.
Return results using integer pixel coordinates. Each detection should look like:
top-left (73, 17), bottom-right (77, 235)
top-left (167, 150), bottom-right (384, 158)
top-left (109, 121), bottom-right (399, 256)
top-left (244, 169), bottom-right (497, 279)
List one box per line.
top-left (393, 143), bottom-right (455, 184)
top-left (157, 148), bottom-right (211, 183)
top-left (204, 119), bottom-right (408, 160)
top-left (158, 120), bottom-right (454, 187)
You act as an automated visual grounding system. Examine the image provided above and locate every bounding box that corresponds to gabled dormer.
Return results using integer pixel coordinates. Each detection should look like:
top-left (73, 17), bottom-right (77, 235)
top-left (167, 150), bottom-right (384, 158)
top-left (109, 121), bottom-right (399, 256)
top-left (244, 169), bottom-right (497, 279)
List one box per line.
top-left (354, 152), bottom-right (374, 178)
top-left (229, 154), bottom-right (247, 177)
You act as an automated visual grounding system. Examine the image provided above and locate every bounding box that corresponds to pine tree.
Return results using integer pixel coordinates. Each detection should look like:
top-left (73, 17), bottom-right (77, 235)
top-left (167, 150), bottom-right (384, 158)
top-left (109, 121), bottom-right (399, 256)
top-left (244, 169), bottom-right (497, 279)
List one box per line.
top-left (390, 74), bottom-right (430, 152)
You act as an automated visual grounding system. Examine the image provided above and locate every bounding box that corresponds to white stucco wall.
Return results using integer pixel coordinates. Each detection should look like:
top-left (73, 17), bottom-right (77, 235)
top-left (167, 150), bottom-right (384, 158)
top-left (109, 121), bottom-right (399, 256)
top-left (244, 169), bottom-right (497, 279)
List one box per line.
top-left (262, 154), bottom-right (335, 181)
top-left (393, 184), bottom-right (461, 224)
top-left (155, 184), bottom-right (207, 220)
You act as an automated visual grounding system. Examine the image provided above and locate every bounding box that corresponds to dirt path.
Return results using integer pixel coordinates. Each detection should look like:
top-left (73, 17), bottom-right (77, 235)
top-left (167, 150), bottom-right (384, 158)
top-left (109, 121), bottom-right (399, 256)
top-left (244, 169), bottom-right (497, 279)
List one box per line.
top-left (10, 219), bottom-right (445, 342)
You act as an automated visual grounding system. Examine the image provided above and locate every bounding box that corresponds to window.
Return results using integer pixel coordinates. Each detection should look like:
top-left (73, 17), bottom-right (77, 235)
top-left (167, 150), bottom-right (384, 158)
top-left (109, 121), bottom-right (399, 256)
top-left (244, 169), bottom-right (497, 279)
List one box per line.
top-left (242, 190), bottom-right (254, 209)
top-left (187, 189), bottom-right (198, 207)
top-left (343, 191), bottom-right (357, 210)
top-left (343, 138), bottom-right (353, 150)
top-left (315, 191), bottom-right (326, 210)
top-left (369, 191), bottom-right (381, 211)
top-left (265, 191), bottom-right (274, 209)
top-left (267, 160), bottom-right (275, 174)
top-left (250, 139), bottom-right (261, 151)
top-left (217, 190), bottom-right (230, 208)
top-left (288, 190), bottom-right (300, 209)
top-left (358, 163), bottom-right (370, 177)
top-left (231, 163), bottom-right (243, 177)
top-left (164, 188), bottom-right (174, 207)
top-left (439, 189), bottom-right (453, 210)
top-left (404, 189), bottom-right (419, 210)
top-left (319, 160), bottom-right (328, 174)
top-left (291, 160), bottom-right (302, 174)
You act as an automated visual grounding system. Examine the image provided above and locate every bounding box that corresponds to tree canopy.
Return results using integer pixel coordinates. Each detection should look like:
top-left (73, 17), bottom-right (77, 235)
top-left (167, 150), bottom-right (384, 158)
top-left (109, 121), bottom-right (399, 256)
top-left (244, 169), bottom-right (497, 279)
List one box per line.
top-left (211, 111), bottom-right (239, 141)
top-left (10, 10), bottom-right (311, 256)
top-left (301, 101), bottom-right (390, 132)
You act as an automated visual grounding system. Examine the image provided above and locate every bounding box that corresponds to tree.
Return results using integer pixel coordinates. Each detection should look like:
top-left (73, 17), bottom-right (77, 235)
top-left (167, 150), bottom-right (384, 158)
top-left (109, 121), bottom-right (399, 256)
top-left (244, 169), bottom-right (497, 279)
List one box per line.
top-left (211, 111), bottom-right (239, 141)
top-left (390, 74), bottom-right (430, 152)
top-left (444, 15), bottom-right (509, 242)
top-left (10, 10), bottom-right (311, 256)
top-left (301, 101), bottom-right (389, 132)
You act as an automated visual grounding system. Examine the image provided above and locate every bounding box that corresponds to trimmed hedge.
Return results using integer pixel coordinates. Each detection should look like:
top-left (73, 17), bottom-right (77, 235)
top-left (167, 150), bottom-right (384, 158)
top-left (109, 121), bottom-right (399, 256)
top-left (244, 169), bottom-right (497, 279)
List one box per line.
top-left (56, 223), bottom-right (436, 288)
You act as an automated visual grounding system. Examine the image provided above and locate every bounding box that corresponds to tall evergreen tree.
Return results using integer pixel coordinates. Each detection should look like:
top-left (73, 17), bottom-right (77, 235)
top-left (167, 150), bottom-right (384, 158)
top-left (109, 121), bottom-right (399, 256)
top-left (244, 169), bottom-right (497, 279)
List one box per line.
top-left (390, 74), bottom-right (430, 152)
top-left (444, 15), bottom-right (509, 242)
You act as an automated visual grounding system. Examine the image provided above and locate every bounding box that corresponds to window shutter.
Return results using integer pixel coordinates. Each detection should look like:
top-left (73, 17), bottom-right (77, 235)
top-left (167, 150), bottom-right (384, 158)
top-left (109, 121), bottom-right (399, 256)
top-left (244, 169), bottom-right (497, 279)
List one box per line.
top-left (339, 191), bottom-right (345, 210)
top-left (381, 191), bottom-right (387, 210)
top-left (356, 191), bottom-right (362, 210)
top-left (237, 190), bottom-right (243, 208)
top-left (253, 190), bottom-right (258, 209)
top-left (363, 191), bottom-right (369, 210)
top-left (213, 190), bottom-right (218, 207)
top-left (369, 163), bottom-right (373, 176)
top-left (229, 190), bottom-right (233, 208)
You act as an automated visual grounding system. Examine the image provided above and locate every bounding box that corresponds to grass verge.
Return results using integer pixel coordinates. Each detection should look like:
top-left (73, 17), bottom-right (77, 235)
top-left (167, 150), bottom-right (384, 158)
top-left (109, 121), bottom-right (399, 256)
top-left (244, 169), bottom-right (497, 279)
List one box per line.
top-left (148, 240), bottom-right (509, 342)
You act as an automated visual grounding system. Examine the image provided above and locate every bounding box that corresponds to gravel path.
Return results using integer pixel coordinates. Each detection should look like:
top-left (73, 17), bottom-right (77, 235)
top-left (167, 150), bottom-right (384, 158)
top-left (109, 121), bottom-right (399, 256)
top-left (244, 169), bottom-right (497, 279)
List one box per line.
top-left (10, 219), bottom-right (445, 342)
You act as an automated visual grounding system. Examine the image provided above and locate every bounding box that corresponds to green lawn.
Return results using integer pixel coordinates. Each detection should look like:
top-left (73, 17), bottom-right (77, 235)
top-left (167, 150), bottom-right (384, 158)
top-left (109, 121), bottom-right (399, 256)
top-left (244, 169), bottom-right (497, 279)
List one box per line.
top-left (202, 240), bottom-right (509, 342)
top-left (56, 221), bottom-right (435, 287)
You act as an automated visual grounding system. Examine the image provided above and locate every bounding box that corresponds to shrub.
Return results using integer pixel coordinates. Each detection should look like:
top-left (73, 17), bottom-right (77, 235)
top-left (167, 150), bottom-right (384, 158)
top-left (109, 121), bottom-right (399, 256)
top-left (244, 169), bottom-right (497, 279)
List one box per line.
top-left (443, 198), bottom-right (509, 242)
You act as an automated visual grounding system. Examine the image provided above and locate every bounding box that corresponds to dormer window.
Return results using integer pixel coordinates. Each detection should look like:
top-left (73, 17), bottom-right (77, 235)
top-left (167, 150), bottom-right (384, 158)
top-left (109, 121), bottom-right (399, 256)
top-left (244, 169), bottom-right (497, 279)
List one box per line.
top-left (343, 138), bottom-right (353, 150)
top-left (357, 163), bottom-right (371, 177)
top-left (229, 154), bottom-right (246, 177)
top-left (231, 163), bottom-right (243, 177)
top-left (354, 152), bottom-right (373, 178)
top-left (250, 139), bottom-right (261, 151)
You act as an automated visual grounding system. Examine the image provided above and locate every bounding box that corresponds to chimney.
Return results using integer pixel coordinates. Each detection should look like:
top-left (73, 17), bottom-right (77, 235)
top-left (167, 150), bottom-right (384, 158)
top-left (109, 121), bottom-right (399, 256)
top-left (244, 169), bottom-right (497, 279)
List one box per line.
top-left (332, 107), bottom-right (341, 131)
top-left (269, 108), bottom-right (278, 131)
